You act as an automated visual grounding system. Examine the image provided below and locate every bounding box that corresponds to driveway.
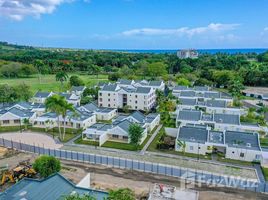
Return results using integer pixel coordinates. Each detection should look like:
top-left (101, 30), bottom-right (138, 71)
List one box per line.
top-left (0, 131), bottom-right (63, 149)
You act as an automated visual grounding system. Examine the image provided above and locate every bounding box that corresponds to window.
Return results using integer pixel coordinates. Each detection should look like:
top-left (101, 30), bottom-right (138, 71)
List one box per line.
top-left (108, 99), bottom-right (110, 102)
top-left (255, 154), bottom-right (261, 160)
top-left (190, 146), bottom-right (194, 150)
top-left (112, 134), bottom-right (119, 138)
top-left (14, 120), bottom-right (20, 124)
top-left (108, 93), bottom-right (110, 96)
top-left (99, 93), bottom-right (102, 96)
top-left (108, 104), bottom-right (110, 107)
top-left (100, 103), bottom-right (103, 107)
top-left (135, 101), bottom-right (137, 104)
top-left (3, 120), bottom-right (9, 124)
top-left (135, 106), bottom-right (137, 109)
top-left (123, 136), bottom-right (128, 140)
top-left (99, 98), bottom-right (102, 102)
top-left (240, 153), bottom-right (245, 157)
top-left (135, 95), bottom-right (137, 98)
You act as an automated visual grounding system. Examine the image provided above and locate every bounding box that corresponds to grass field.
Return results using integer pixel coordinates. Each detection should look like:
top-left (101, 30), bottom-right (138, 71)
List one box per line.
top-left (0, 73), bottom-right (108, 93)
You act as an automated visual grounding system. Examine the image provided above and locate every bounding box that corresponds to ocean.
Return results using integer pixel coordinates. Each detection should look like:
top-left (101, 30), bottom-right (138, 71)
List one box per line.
top-left (109, 49), bottom-right (268, 54)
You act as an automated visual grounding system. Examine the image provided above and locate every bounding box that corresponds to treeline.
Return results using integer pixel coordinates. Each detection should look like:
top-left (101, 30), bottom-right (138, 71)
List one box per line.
top-left (0, 60), bottom-right (36, 78)
top-left (0, 41), bottom-right (268, 87)
top-left (0, 83), bottom-right (32, 103)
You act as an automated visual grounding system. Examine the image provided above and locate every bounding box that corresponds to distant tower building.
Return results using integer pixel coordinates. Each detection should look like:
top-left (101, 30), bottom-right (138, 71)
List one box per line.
top-left (177, 49), bottom-right (199, 59)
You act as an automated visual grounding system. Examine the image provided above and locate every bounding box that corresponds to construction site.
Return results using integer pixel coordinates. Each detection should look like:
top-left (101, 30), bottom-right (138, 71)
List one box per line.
top-left (1, 146), bottom-right (268, 200)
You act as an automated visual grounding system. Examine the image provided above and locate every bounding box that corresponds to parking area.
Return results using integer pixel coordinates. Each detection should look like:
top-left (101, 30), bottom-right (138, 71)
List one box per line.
top-left (0, 131), bottom-right (63, 149)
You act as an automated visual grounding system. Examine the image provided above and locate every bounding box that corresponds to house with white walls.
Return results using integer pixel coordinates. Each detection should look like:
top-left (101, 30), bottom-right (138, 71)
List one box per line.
top-left (82, 111), bottom-right (160, 146)
top-left (70, 86), bottom-right (86, 96)
top-left (78, 102), bottom-right (117, 121)
top-left (59, 92), bottom-right (81, 106)
top-left (175, 125), bottom-right (262, 162)
top-left (33, 109), bottom-right (96, 130)
top-left (32, 91), bottom-right (54, 104)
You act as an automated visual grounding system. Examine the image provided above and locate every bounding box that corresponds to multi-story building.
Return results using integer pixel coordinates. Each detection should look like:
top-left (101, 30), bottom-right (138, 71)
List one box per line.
top-left (177, 49), bottom-right (199, 59)
top-left (98, 84), bottom-right (156, 111)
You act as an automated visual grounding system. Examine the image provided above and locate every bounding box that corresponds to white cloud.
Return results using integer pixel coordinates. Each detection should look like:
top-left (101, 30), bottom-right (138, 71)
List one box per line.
top-left (121, 23), bottom-right (240, 37)
top-left (0, 0), bottom-right (74, 20)
top-left (264, 27), bottom-right (268, 31)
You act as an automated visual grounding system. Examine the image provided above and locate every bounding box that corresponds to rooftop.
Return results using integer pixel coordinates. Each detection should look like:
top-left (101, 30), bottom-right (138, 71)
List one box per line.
top-left (0, 173), bottom-right (108, 200)
top-left (177, 110), bottom-right (201, 121)
top-left (178, 126), bottom-right (208, 144)
top-left (214, 113), bottom-right (240, 125)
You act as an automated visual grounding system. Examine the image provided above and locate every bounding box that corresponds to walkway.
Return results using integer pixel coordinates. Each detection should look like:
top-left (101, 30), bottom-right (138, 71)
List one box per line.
top-left (140, 124), bottom-right (162, 155)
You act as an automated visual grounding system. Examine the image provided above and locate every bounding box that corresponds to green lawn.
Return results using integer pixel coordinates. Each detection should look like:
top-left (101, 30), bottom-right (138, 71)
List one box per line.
top-left (261, 167), bottom-right (268, 181)
top-left (0, 126), bottom-right (21, 133)
top-left (260, 137), bottom-right (268, 147)
top-left (217, 156), bottom-right (253, 166)
top-left (74, 137), bottom-right (99, 146)
top-left (0, 73), bottom-right (108, 93)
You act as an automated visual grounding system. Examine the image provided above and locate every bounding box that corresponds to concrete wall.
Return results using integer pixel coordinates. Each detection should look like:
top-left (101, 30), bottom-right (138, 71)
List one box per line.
top-left (225, 147), bottom-right (262, 162)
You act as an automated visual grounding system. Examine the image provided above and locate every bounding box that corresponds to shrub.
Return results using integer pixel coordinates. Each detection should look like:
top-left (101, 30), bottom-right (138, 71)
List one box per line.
top-left (33, 155), bottom-right (61, 178)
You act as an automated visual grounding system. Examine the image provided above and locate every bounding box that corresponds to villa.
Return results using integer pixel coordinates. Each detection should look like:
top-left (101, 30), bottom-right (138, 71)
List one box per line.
top-left (78, 102), bottom-right (117, 121)
top-left (59, 92), bottom-right (81, 106)
top-left (32, 91), bottom-right (54, 104)
top-left (175, 109), bottom-right (268, 133)
top-left (175, 125), bottom-right (262, 162)
top-left (0, 107), bottom-right (36, 127)
top-left (116, 79), bottom-right (165, 91)
top-left (70, 86), bottom-right (86, 96)
top-left (33, 109), bottom-right (96, 130)
top-left (82, 111), bottom-right (160, 146)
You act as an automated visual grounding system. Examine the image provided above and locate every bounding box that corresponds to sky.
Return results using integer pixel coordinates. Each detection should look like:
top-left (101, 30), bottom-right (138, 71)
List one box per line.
top-left (0, 0), bottom-right (268, 49)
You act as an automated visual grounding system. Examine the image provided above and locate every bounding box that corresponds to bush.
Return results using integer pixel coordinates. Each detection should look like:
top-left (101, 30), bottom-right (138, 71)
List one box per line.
top-left (108, 188), bottom-right (135, 200)
top-left (33, 155), bottom-right (61, 178)
top-left (69, 75), bottom-right (84, 86)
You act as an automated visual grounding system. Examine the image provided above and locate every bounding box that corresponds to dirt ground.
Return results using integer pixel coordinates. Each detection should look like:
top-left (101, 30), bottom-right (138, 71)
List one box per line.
top-left (1, 148), bottom-right (268, 200)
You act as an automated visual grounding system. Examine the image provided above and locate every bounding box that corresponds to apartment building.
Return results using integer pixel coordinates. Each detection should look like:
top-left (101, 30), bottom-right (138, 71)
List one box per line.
top-left (98, 83), bottom-right (156, 111)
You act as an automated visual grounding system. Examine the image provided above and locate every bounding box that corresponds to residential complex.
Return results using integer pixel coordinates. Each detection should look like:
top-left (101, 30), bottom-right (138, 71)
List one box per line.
top-left (175, 125), bottom-right (262, 162)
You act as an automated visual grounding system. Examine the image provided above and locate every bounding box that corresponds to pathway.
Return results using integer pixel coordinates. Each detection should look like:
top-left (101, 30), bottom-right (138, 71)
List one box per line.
top-left (140, 125), bottom-right (162, 155)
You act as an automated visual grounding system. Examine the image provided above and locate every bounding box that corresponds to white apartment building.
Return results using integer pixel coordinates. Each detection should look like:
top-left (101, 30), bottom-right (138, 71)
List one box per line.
top-left (98, 84), bottom-right (156, 111)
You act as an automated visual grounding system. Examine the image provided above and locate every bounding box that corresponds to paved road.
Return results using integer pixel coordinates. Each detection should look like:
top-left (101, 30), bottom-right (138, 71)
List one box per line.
top-left (140, 124), bottom-right (163, 155)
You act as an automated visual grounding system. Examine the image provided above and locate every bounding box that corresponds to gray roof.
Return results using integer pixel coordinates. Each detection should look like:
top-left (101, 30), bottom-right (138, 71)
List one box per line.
top-left (71, 86), bottom-right (86, 92)
top-left (7, 107), bottom-right (34, 118)
top-left (177, 110), bottom-right (201, 121)
top-left (194, 86), bottom-right (209, 91)
top-left (130, 111), bottom-right (145, 123)
top-left (178, 126), bottom-right (208, 144)
top-left (59, 92), bottom-right (72, 99)
top-left (117, 119), bottom-right (133, 132)
top-left (0, 173), bottom-right (108, 200)
top-left (206, 99), bottom-right (227, 108)
top-left (202, 113), bottom-right (213, 121)
top-left (90, 123), bottom-right (113, 131)
top-left (208, 131), bottom-right (224, 144)
top-left (225, 131), bottom-right (260, 150)
top-left (81, 102), bottom-right (98, 112)
top-left (180, 91), bottom-right (196, 97)
top-left (149, 80), bottom-right (163, 86)
top-left (179, 98), bottom-right (197, 106)
top-left (146, 113), bottom-right (159, 123)
top-left (102, 84), bottom-right (118, 92)
top-left (34, 91), bottom-right (51, 98)
top-left (204, 92), bottom-right (220, 98)
top-left (118, 79), bottom-right (133, 85)
top-left (173, 85), bottom-right (188, 91)
top-left (135, 87), bottom-right (151, 94)
top-left (214, 113), bottom-right (240, 125)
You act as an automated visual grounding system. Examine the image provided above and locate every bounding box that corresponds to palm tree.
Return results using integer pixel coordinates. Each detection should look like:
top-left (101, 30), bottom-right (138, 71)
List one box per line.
top-left (61, 101), bottom-right (75, 140)
top-left (45, 94), bottom-right (65, 140)
top-left (23, 118), bottom-right (30, 130)
top-left (55, 71), bottom-right (69, 91)
top-left (34, 59), bottom-right (44, 84)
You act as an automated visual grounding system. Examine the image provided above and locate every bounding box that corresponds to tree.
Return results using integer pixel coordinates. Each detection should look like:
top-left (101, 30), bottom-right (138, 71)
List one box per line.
top-left (13, 83), bottom-right (32, 101)
top-left (69, 75), bottom-right (84, 86)
top-left (176, 78), bottom-right (191, 86)
top-left (128, 124), bottom-right (144, 148)
top-left (147, 62), bottom-right (167, 77)
top-left (61, 101), bottom-right (75, 140)
top-left (228, 79), bottom-right (245, 97)
top-left (64, 194), bottom-right (96, 200)
top-left (56, 71), bottom-right (69, 91)
top-left (33, 155), bottom-right (61, 178)
top-left (45, 94), bottom-right (65, 139)
top-left (33, 59), bottom-right (45, 83)
top-left (108, 188), bottom-right (135, 200)
top-left (122, 105), bottom-right (131, 113)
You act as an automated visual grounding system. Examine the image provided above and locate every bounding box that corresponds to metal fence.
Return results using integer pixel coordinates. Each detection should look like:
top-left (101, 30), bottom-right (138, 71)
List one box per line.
top-left (1, 138), bottom-right (268, 194)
